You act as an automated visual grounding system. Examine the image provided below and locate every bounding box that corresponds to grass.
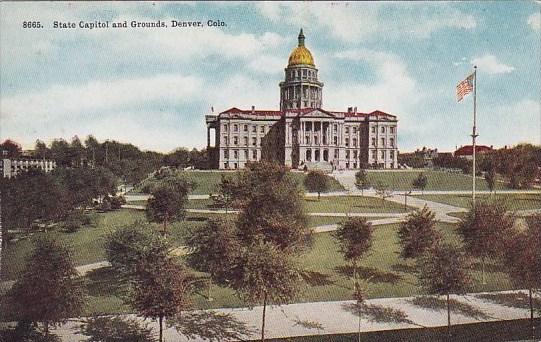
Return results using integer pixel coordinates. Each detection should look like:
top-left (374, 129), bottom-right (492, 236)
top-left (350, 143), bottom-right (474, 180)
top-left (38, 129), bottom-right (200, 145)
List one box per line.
top-left (302, 196), bottom-right (409, 214)
top-left (267, 318), bottom-right (541, 342)
top-left (0, 211), bottom-right (515, 317)
top-left (416, 193), bottom-right (541, 210)
top-left (134, 170), bottom-right (345, 195)
top-left (366, 170), bottom-right (507, 191)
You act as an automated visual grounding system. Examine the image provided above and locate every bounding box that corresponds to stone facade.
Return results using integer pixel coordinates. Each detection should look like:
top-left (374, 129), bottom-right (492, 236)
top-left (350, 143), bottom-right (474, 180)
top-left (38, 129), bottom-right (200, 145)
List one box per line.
top-left (206, 30), bottom-right (398, 170)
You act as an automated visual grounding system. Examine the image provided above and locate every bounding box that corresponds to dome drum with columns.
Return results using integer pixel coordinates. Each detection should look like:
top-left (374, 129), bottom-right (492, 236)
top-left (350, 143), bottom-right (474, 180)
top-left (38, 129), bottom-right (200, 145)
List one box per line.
top-left (205, 29), bottom-right (399, 171)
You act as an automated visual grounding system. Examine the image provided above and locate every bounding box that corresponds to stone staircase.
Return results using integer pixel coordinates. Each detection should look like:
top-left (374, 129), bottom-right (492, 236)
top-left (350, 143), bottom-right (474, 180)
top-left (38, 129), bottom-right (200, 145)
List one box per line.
top-left (304, 161), bottom-right (333, 173)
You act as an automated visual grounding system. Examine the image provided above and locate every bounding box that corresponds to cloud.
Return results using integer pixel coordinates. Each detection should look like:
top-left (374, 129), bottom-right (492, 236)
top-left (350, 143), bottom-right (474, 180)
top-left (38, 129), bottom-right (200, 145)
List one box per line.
top-left (255, 2), bottom-right (476, 42)
top-left (528, 12), bottom-right (540, 32)
top-left (471, 55), bottom-right (515, 74)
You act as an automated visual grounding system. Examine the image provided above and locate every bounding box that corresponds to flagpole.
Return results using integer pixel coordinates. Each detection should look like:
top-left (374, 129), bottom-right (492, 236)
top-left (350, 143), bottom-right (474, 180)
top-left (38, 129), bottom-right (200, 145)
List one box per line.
top-left (472, 66), bottom-right (478, 207)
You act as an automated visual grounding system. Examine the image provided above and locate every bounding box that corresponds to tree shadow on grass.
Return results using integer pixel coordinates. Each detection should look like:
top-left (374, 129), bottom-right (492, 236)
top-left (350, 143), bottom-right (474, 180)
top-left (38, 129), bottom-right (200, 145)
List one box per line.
top-left (84, 267), bottom-right (128, 298)
top-left (79, 315), bottom-right (157, 342)
top-left (391, 262), bottom-right (417, 275)
top-left (170, 311), bottom-right (256, 341)
top-left (335, 265), bottom-right (402, 285)
top-left (341, 302), bottom-right (416, 325)
top-left (299, 270), bottom-right (335, 287)
top-left (409, 296), bottom-right (491, 320)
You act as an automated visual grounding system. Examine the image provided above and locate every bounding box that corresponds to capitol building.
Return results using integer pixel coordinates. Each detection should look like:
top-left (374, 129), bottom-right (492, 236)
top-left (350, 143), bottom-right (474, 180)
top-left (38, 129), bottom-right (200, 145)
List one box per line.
top-left (206, 29), bottom-right (399, 170)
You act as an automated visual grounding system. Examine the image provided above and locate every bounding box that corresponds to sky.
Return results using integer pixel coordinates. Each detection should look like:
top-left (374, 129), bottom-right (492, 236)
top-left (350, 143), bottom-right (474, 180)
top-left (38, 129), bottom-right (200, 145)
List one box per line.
top-left (1, 1), bottom-right (540, 153)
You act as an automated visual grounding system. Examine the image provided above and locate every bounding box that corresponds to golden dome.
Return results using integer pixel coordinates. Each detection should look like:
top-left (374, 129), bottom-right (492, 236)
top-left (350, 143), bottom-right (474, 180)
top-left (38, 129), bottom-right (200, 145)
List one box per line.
top-left (288, 29), bottom-right (315, 67)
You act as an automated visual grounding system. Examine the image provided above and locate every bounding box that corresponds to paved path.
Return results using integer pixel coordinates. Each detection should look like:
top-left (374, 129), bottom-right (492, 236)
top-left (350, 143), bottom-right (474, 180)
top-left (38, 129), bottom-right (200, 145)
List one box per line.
top-left (48, 289), bottom-right (538, 341)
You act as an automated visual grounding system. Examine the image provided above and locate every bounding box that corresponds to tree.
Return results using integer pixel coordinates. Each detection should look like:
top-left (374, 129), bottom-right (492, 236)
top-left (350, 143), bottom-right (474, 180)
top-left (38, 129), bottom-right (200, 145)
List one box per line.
top-left (333, 217), bottom-right (373, 292)
top-left (417, 242), bottom-right (472, 339)
top-left (0, 139), bottom-right (22, 158)
top-left (484, 162), bottom-right (497, 194)
top-left (503, 214), bottom-right (541, 340)
top-left (354, 169), bottom-right (370, 196)
top-left (212, 174), bottom-right (243, 212)
top-left (186, 218), bottom-right (241, 297)
top-left (34, 139), bottom-right (50, 159)
top-left (131, 257), bottom-right (191, 342)
top-left (457, 200), bottom-right (514, 284)
top-left (374, 182), bottom-right (392, 206)
top-left (397, 206), bottom-right (441, 260)
top-left (229, 240), bottom-right (301, 342)
top-left (412, 172), bottom-right (428, 194)
top-left (104, 221), bottom-right (170, 280)
top-left (5, 237), bottom-right (85, 336)
top-left (146, 183), bottom-right (188, 236)
top-left (303, 170), bottom-right (329, 200)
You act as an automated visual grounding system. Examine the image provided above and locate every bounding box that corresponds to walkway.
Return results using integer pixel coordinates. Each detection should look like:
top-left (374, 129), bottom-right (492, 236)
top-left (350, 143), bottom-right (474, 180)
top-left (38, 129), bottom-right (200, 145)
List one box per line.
top-left (49, 289), bottom-right (538, 341)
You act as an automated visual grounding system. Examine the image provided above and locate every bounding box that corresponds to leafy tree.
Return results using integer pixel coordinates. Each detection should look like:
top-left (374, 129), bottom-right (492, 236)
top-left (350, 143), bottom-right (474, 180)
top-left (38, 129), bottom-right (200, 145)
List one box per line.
top-left (131, 257), bottom-right (191, 342)
top-left (229, 240), bottom-right (301, 342)
top-left (34, 139), bottom-right (50, 159)
top-left (104, 221), bottom-right (170, 280)
top-left (374, 182), bottom-right (392, 205)
top-left (484, 162), bottom-right (497, 194)
top-left (303, 170), bottom-right (329, 200)
top-left (164, 147), bottom-right (190, 168)
top-left (0, 139), bottom-right (22, 157)
top-left (354, 169), bottom-right (370, 196)
top-left (50, 139), bottom-right (72, 167)
top-left (398, 206), bottom-right (441, 260)
top-left (503, 214), bottom-right (541, 340)
top-left (212, 174), bottom-right (243, 212)
top-left (333, 217), bottom-right (373, 292)
top-left (458, 200), bottom-right (515, 284)
top-left (236, 162), bottom-right (310, 252)
top-left (412, 172), bottom-right (428, 193)
top-left (186, 218), bottom-right (241, 297)
top-left (5, 237), bottom-right (85, 336)
top-left (146, 183), bottom-right (188, 236)
top-left (416, 242), bottom-right (472, 339)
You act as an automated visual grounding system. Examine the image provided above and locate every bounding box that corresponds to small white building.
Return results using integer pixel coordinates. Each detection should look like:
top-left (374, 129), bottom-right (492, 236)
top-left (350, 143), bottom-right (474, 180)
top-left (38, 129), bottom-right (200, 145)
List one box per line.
top-left (1, 158), bottom-right (57, 178)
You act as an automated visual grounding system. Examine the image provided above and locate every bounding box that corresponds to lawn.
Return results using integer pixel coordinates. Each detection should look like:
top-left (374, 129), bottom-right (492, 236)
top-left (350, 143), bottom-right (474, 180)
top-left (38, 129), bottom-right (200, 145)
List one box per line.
top-left (1, 210), bottom-right (515, 317)
top-left (416, 193), bottom-right (541, 210)
top-left (366, 170), bottom-right (507, 191)
top-left (302, 196), bottom-right (409, 214)
top-left (133, 170), bottom-right (344, 195)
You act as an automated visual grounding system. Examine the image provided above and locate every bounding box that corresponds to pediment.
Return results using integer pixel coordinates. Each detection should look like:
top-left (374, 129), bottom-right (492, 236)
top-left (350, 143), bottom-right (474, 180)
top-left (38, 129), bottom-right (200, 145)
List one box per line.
top-left (299, 109), bottom-right (336, 119)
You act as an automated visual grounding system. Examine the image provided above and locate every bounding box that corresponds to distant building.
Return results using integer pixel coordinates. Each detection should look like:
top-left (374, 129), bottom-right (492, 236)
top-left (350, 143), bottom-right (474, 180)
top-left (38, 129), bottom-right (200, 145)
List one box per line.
top-left (1, 158), bottom-right (57, 178)
top-left (454, 145), bottom-right (493, 160)
top-left (205, 29), bottom-right (399, 171)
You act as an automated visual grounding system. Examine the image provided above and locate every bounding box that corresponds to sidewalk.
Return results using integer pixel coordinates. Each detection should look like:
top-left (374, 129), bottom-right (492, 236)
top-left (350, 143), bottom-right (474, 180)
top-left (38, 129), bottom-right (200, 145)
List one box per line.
top-left (50, 289), bottom-right (537, 341)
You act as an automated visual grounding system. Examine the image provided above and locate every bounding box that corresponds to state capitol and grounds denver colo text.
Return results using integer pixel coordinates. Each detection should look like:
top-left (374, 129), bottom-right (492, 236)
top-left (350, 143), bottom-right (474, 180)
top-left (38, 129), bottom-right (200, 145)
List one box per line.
top-left (52, 19), bottom-right (226, 30)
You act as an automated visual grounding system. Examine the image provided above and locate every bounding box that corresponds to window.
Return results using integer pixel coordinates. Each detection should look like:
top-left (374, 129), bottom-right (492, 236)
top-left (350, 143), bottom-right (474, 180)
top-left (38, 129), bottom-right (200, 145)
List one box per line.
top-left (223, 124), bottom-right (228, 131)
top-left (233, 150), bottom-right (238, 159)
top-left (371, 138), bottom-right (376, 146)
top-left (223, 136), bottom-right (228, 144)
top-left (224, 162), bottom-right (228, 169)
top-left (381, 150), bottom-right (385, 159)
top-left (252, 149), bottom-right (257, 159)
top-left (371, 126), bottom-right (376, 133)
top-left (345, 126), bottom-right (349, 134)
top-left (390, 138), bottom-right (395, 147)
top-left (334, 149), bottom-right (339, 158)
top-left (252, 137), bottom-right (257, 146)
top-left (252, 125), bottom-right (257, 133)
top-left (244, 150), bottom-right (249, 159)
top-left (314, 136), bottom-right (318, 145)
top-left (390, 150), bottom-right (395, 159)
top-left (381, 127), bottom-right (385, 133)
top-left (334, 136), bottom-right (338, 145)
top-left (390, 126), bottom-right (395, 134)
top-left (345, 138), bottom-right (349, 147)
top-left (302, 69), bottom-right (307, 77)
top-left (381, 138), bottom-right (385, 146)
top-left (243, 137), bottom-right (248, 146)
top-left (233, 136), bottom-right (238, 145)
top-left (224, 150), bottom-right (229, 159)
top-left (371, 150), bottom-right (376, 159)
top-left (353, 138), bottom-right (357, 147)
top-left (333, 124), bottom-right (337, 132)
top-left (244, 125), bottom-right (248, 132)
top-left (353, 127), bottom-right (357, 134)
top-left (261, 126), bottom-right (265, 133)
top-left (346, 150), bottom-right (350, 159)
top-left (233, 124), bottom-right (238, 132)
top-left (306, 135), bottom-right (310, 144)
top-left (353, 150), bottom-right (358, 159)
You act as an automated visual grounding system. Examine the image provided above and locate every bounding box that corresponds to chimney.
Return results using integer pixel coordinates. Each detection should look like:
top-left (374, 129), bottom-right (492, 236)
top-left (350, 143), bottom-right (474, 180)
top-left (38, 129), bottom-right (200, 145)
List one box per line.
top-left (251, 105), bottom-right (255, 114)
top-left (354, 106), bottom-right (357, 114)
top-left (347, 107), bottom-right (353, 114)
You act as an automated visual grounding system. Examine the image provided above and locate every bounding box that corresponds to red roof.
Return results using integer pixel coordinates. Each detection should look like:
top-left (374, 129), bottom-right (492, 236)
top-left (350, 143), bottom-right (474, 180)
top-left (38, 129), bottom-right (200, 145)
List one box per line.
top-left (218, 107), bottom-right (396, 119)
top-left (454, 145), bottom-right (493, 156)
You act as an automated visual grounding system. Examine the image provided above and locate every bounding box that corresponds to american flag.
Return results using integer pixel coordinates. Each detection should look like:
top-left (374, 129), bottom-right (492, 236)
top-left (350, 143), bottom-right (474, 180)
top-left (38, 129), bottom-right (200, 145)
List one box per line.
top-left (456, 73), bottom-right (475, 102)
